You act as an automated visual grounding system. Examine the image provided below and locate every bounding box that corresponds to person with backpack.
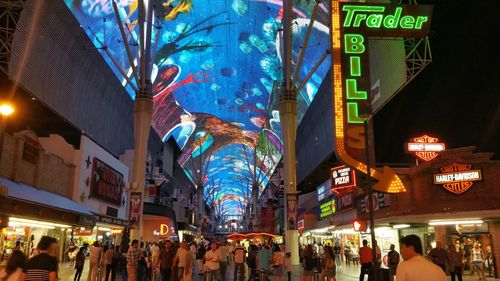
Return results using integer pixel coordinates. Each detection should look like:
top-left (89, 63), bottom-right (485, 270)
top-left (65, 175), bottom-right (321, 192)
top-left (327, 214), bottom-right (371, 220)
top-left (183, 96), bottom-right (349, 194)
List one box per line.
top-left (0, 250), bottom-right (26, 281)
top-left (387, 244), bottom-right (400, 281)
top-left (446, 244), bottom-right (463, 281)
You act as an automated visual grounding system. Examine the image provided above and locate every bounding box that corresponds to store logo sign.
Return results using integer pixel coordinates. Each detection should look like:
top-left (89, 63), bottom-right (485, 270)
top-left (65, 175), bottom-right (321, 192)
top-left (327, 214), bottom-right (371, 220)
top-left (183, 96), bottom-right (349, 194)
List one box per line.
top-left (406, 135), bottom-right (445, 161)
top-left (331, 165), bottom-right (356, 194)
top-left (433, 163), bottom-right (482, 194)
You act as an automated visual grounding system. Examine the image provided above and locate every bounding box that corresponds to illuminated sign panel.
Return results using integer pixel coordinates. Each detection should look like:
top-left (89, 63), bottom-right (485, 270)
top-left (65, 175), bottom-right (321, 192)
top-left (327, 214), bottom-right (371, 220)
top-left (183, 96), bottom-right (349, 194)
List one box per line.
top-left (320, 199), bottom-right (336, 218)
top-left (317, 179), bottom-right (333, 202)
top-left (406, 135), bottom-right (445, 161)
top-left (433, 163), bottom-right (482, 194)
top-left (330, 1), bottom-right (432, 193)
top-left (331, 165), bottom-right (356, 194)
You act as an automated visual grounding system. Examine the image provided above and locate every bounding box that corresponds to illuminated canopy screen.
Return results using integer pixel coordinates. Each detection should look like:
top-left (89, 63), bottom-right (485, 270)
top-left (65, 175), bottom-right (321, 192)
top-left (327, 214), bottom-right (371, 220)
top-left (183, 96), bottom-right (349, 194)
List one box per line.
top-left (64, 0), bottom-right (331, 216)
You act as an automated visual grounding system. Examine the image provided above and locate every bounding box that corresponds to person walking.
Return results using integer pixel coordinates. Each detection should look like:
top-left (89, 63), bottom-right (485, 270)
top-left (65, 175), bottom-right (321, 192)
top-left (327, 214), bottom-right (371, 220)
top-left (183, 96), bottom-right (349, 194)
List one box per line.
top-left (396, 235), bottom-right (447, 281)
top-left (284, 253), bottom-right (291, 281)
top-left (0, 250), bottom-right (26, 281)
top-left (159, 240), bottom-right (175, 281)
top-left (359, 239), bottom-right (373, 281)
top-left (87, 241), bottom-right (103, 281)
top-left (447, 244), bottom-right (463, 281)
top-left (233, 241), bottom-right (246, 281)
top-left (196, 243), bottom-right (206, 276)
top-left (333, 243), bottom-right (342, 268)
top-left (428, 241), bottom-right (448, 273)
top-left (217, 242), bottom-right (228, 281)
top-left (271, 245), bottom-right (285, 281)
top-left (387, 244), bottom-right (400, 281)
top-left (74, 247), bottom-right (86, 281)
top-left (204, 243), bottom-right (221, 281)
top-left (126, 240), bottom-right (141, 281)
top-left (173, 241), bottom-right (191, 281)
top-left (301, 245), bottom-right (314, 281)
top-left (103, 245), bottom-right (116, 281)
top-left (22, 236), bottom-right (58, 281)
top-left (322, 251), bottom-right (336, 281)
top-left (472, 243), bottom-right (486, 281)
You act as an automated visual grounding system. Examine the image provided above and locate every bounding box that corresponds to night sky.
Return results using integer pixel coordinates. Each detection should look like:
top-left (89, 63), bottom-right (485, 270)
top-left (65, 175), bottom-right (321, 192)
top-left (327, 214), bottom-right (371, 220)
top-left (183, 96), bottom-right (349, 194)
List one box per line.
top-left (374, 0), bottom-right (500, 164)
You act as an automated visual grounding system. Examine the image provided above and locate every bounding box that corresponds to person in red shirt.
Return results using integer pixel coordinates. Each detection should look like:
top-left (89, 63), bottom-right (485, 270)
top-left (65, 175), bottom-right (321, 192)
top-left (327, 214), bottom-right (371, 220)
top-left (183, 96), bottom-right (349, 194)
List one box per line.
top-left (359, 239), bottom-right (373, 281)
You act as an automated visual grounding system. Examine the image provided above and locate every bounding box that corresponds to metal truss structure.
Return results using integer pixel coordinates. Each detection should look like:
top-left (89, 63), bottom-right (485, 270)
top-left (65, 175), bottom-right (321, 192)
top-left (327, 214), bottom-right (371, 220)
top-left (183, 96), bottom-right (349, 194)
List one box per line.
top-left (0, 0), bottom-right (25, 76)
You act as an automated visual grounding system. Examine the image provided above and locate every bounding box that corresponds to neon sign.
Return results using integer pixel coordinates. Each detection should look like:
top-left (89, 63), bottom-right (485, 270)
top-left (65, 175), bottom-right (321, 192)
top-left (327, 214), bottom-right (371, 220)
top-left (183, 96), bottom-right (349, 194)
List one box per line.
top-left (406, 135), bottom-right (445, 161)
top-left (331, 165), bottom-right (356, 195)
top-left (320, 199), bottom-right (336, 218)
top-left (433, 163), bottom-right (482, 194)
top-left (330, 1), bottom-right (432, 193)
top-left (160, 224), bottom-right (170, 236)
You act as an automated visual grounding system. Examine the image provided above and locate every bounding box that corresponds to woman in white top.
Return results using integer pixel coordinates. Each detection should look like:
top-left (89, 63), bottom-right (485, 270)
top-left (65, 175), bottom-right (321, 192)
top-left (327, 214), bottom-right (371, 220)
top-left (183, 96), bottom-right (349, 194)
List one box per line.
top-left (0, 250), bottom-right (26, 281)
top-left (472, 243), bottom-right (485, 281)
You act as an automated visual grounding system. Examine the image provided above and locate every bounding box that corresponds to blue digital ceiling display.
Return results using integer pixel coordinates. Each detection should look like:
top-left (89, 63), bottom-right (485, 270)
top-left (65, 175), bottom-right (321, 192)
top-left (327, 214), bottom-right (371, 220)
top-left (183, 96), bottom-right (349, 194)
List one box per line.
top-left (65, 0), bottom-right (331, 216)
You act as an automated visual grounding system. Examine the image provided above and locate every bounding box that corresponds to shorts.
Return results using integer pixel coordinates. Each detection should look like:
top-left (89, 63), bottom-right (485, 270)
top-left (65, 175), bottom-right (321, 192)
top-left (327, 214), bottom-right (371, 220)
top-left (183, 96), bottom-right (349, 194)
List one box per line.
top-left (473, 261), bottom-right (484, 268)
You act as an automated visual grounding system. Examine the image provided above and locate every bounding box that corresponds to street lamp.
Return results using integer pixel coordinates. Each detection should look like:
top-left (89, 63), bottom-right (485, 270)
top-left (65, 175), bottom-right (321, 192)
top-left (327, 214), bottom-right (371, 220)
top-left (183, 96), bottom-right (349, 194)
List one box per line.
top-left (0, 103), bottom-right (15, 165)
top-left (363, 116), bottom-right (379, 281)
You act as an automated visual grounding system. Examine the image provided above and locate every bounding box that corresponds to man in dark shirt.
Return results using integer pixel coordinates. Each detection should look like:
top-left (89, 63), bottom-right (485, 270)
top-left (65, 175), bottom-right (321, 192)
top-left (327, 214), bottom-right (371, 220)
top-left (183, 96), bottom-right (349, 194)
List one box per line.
top-left (23, 236), bottom-right (58, 281)
top-left (159, 240), bottom-right (175, 281)
top-left (333, 242), bottom-right (342, 267)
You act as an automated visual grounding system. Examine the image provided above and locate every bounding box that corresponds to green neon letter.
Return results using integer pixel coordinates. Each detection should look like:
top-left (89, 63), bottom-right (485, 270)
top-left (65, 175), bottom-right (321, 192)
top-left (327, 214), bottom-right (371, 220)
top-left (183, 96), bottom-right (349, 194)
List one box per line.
top-left (344, 34), bottom-right (365, 54)
top-left (346, 79), bottom-right (367, 99)
top-left (415, 16), bottom-right (429, 29)
top-left (383, 7), bottom-right (402, 28)
top-left (350, 57), bottom-right (361, 77)
top-left (400, 16), bottom-right (415, 29)
top-left (353, 14), bottom-right (367, 27)
top-left (347, 103), bottom-right (365, 123)
top-left (366, 14), bottom-right (383, 28)
top-left (342, 5), bottom-right (385, 27)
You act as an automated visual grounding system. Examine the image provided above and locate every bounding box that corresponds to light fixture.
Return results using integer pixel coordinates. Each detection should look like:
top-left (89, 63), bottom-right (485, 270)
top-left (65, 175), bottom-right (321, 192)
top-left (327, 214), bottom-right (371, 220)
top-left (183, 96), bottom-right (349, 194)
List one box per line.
top-left (9, 221), bottom-right (55, 229)
top-left (0, 103), bottom-right (14, 116)
top-left (9, 217), bottom-right (70, 228)
top-left (429, 219), bottom-right (483, 226)
top-left (392, 224), bottom-right (411, 229)
top-left (98, 227), bottom-right (111, 231)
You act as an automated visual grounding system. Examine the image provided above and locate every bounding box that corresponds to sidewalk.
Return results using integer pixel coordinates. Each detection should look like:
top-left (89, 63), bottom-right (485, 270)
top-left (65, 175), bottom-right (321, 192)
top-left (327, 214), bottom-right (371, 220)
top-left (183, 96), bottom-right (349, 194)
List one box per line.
top-left (59, 259), bottom-right (499, 281)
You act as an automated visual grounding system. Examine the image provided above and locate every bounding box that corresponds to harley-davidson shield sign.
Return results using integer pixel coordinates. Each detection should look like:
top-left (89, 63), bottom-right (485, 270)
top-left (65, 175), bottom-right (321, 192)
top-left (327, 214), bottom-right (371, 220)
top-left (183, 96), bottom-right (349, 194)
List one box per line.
top-left (433, 162), bottom-right (482, 194)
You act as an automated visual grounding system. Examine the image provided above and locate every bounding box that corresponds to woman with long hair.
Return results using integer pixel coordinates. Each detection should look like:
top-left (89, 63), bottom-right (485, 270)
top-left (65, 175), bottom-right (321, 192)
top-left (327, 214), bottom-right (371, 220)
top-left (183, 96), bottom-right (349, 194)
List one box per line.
top-left (472, 243), bottom-right (486, 281)
top-left (322, 251), bottom-right (336, 281)
top-left (74, 247), bottom-right (86, 281)
top-left (0, 250), bottom-right (27, 281)
top-left (301, 245), bottom-right (314, 281)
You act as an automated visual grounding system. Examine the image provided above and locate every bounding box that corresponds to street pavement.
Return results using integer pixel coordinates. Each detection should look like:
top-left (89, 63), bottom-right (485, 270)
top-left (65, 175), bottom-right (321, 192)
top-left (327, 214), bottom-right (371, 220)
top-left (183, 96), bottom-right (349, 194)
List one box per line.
top-left (59, 259), bottom-right (498, 281)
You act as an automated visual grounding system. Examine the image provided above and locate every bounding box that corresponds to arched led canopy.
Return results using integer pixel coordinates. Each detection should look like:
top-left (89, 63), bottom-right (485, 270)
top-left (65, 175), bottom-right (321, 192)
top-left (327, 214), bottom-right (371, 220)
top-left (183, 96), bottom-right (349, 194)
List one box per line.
top-left (65, 0), bottom-right (331, 216)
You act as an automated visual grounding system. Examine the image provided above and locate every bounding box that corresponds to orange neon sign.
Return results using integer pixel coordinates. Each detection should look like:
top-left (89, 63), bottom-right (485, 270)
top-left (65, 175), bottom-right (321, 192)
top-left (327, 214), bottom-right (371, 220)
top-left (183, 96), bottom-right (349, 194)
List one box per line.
top-left (406, 135), bottom-right (445, 161)
top-left (160, 224), bottom-right (169, 236)
top-left (433, 163), bottom-right (482, 194)
top-left (331, 0), bottom-right (405, 193)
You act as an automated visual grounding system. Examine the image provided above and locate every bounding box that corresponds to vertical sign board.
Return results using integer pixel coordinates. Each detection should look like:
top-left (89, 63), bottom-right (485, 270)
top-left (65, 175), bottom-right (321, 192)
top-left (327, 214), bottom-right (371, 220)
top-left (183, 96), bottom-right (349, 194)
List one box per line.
top-left (331, 1), bottom-right (432, 193)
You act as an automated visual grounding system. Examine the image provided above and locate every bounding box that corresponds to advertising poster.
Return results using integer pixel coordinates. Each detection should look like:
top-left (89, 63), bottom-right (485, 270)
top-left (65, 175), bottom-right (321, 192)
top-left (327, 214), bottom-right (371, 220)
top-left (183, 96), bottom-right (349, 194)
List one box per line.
top-left (129, 192), bottom-right (142, 229)
top-left (89, 158), bottom-right (124, 205)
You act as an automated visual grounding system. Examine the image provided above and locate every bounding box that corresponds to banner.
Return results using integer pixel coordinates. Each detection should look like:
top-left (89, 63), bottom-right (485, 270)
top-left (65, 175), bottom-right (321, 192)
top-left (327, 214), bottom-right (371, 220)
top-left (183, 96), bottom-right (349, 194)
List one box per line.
top-left (89, 158), bottom-right (124, 205)
top-left (129, 192), bottom-right (142, 229)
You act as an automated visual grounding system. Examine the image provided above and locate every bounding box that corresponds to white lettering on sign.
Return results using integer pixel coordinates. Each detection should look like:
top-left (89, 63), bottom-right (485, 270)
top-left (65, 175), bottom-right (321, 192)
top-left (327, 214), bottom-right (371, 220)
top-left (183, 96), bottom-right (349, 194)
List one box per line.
top-left (434, 170), bottom-right (482, 184)
top-left (407, 143), bottom-right (445, 152)
top-left (335, 176), bottom-right (350, 185)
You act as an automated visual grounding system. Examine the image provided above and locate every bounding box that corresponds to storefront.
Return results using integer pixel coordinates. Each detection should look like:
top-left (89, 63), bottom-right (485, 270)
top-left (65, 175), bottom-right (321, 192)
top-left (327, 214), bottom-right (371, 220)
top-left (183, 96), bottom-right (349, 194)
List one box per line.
top-left (142, 202), bottom-right (177, 242)
top-left (0, 177), bottom-right (96, 263)
top-left (366, 147), bottom-right (500, 277)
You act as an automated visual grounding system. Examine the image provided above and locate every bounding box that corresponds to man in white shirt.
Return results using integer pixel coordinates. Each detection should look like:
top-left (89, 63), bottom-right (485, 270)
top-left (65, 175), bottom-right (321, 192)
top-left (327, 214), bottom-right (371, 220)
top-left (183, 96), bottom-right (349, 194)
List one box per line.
top-left (233, 241), bottom-right (246, 281)
top-left (217, 242), bottom-right (229, 280)
top-left (87, 241), bottom-right (102, 281)
top-left (174, 241), bottom-right (191, 280)
top-left (150, 242), bottom-right (160, 268)
top-left (396, 235), bottom-right (447, 281)
top-left (205, 243), bottom-right (221, 281)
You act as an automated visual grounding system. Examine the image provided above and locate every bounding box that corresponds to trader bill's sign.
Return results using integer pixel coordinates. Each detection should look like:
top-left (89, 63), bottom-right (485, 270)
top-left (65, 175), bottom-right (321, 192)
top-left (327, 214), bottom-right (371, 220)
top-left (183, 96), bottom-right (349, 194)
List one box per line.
top-left (433, 162), bottom-right (482, 194)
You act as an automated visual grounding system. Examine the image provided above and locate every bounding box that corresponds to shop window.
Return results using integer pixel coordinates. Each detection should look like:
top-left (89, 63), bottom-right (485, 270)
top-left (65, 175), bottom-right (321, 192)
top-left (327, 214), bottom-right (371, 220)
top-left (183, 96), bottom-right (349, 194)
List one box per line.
top-left (22, 138), bottom-right (40, 164)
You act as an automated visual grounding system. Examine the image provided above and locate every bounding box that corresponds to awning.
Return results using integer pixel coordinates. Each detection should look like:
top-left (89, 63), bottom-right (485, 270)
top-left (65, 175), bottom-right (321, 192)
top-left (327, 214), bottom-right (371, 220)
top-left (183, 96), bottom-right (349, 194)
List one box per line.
top-left (0, 177), bottom-right (95, 226)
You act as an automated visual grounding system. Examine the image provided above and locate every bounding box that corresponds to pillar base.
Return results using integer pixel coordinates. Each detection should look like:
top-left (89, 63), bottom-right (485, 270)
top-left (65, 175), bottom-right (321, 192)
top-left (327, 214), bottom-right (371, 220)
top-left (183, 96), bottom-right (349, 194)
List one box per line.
top-left (286, 229), bottom-right (300, 265)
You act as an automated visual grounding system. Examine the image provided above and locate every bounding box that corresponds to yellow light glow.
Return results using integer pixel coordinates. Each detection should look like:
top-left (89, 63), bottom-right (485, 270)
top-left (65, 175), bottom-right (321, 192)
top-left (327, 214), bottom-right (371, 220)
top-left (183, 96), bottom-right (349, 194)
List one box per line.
top-left (10, 217), bottom-right (71, 228)
top-left (0, 103), bottom-right (14, 116)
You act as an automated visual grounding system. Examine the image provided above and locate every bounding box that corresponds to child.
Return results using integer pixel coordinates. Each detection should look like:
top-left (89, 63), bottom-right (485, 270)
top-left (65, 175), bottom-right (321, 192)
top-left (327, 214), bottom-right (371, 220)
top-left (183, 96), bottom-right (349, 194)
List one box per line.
top-left (284, 252), bottom-right (292, 281)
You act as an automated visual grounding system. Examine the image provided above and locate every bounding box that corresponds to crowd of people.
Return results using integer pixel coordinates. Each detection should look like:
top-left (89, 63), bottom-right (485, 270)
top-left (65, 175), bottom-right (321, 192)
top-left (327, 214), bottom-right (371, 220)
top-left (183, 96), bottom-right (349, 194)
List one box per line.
top-left (0, 234), bottom-right (495, 281)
